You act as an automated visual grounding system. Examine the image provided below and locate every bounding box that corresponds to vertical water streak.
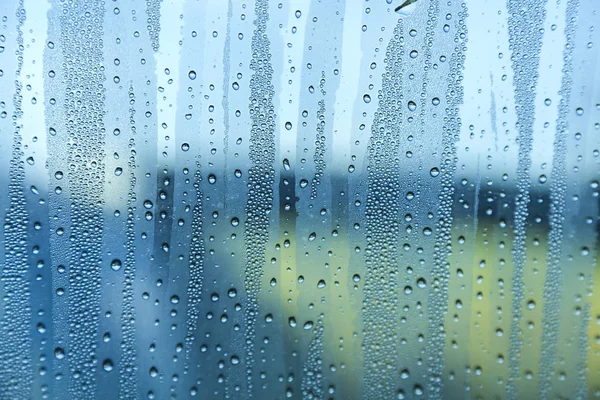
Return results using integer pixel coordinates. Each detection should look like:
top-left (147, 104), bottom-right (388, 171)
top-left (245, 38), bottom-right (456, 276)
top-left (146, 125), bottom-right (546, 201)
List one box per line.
top-left (301, 320), bottom-right (324, 400)
top-left (490, 74), bottom-right (499, 152)
top-left (44, 2), bottom-right (69, 396)
top-left (184, 165), bottom-right (205, 365)
top-left (146, 0), bottom-right (161, 52)
top-left (538, 1), bottom-right (578, 398)
top-left (310, 74), bottom-right (326, 200)
top-left (222, 0), bottom-right (233, 202)
top-left (118, 86), bottom-right (139, 398)
top-left (243, 0), bottom-right (276, 395)
top-left (427, 4), bottom-right (468, 398)
top-left (577, 304), bottom-right (591, 399)
top-left (506, 1), bottom-right (547, 397)
top-left (58, 1), bottom-right (107, 396)
top-left (362, 19), bottom-right (404, 399)
top-left (0, 2), bottom-right (32, 397)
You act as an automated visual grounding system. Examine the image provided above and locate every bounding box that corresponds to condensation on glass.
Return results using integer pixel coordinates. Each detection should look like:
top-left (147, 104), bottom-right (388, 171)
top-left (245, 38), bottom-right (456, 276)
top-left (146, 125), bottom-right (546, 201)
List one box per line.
top-left (0, 0), bottom-right (598, 399)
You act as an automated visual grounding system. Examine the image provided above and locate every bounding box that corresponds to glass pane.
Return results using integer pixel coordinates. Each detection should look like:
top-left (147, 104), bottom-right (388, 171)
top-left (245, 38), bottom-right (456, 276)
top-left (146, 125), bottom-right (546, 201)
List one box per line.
top-left (0, 0), bottom-right (598, 398)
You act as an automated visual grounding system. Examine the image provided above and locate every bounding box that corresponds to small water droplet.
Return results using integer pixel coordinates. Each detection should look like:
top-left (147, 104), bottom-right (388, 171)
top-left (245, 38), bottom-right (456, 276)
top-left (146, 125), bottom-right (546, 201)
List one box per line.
top-left (103, 359), bottom-right (114, 372)
top-left (110, 259), bottom-right (122, 271)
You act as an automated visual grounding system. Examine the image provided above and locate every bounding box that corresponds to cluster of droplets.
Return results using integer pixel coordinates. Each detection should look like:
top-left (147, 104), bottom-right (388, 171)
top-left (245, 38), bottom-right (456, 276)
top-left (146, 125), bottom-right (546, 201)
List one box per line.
top-left (300, 319), bottom-right (324, 400)
top-left (58, 1), bottom-right (107, 397)
top-left (243, 0), bottom-right (276, 396)
top-left (425, 3), bottom-right (468, 398)
top-left (362, 20), bottom-right (405, 400)
top-left (145, 0), bottom-right (161, 52)
top-left (0, 3), bottom-right (33, 398)
top-left (538, 1), bottom-right (578, 399)
top-left (310, 72), bottom-right (327, 200)
top-left (118, 86), bottom-right (139, 398)
top-left (505, 1), bottom-right (547, 398)
top-left (183, 165), bottom-right (205, 368)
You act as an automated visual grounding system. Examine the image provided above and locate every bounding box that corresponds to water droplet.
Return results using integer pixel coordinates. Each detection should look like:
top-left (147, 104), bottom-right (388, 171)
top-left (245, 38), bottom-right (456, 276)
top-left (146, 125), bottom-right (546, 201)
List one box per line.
top-left (110, 259), bottom-right (122, 271)
top-left (103, 359), bottom-right (114, 372)
top-left (54, 347), bottom-right (65, 360)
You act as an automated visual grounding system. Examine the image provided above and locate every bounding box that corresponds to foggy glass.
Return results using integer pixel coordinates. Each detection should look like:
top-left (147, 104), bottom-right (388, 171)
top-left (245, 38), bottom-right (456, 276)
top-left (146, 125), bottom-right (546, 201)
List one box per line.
top-left (0, 0), bottom-right (598, 399)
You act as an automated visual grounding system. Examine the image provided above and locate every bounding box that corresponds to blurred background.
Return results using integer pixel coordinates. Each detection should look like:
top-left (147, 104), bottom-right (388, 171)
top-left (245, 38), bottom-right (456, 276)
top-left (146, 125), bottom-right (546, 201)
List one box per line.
top-left (0, 0), bottom-right (598, 399)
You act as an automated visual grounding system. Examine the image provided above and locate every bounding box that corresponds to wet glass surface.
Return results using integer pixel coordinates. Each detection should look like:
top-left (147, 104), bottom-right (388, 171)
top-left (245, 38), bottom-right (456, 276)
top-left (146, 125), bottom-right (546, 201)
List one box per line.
top-left (0, 0), bottom-right (598, 399)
